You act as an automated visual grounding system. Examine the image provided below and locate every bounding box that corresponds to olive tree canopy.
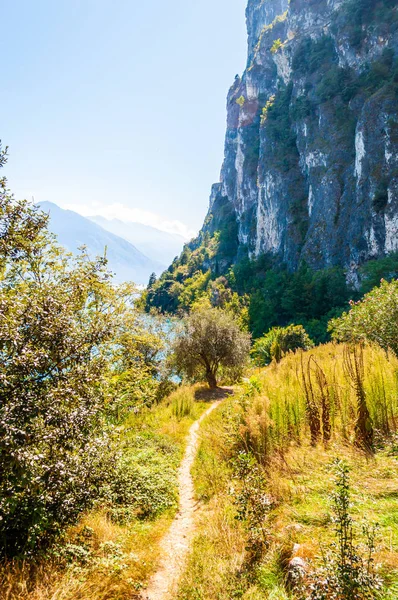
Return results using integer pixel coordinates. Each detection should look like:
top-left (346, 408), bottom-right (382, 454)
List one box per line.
top-left (172, 307), bottom-right (251, 388)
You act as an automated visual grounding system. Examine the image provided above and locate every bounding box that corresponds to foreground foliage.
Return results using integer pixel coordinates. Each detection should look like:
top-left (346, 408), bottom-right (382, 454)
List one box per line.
top-left (0, 386), bottom-right (210, 599)
top-left (0, 147), bottom-right (165, 557)
top-left (0, 181), bottom-right (111, 555)
top-left (177, 344), bottom-right (398, 599)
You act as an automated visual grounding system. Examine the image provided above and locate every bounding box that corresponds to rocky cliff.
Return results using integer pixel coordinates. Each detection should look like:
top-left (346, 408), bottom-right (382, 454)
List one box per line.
top-left (145, 0), bottom-right (398, 329)
top-left (205, 0), bottom-right (398, 282)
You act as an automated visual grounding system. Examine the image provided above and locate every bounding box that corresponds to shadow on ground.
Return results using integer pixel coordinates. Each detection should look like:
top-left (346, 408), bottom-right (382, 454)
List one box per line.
top-left (194, 386), bottom-right (234, 402)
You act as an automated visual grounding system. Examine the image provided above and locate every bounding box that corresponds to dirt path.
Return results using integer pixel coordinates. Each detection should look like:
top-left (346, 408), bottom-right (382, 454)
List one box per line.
top-left (142, 400), bottom-right (222, 600)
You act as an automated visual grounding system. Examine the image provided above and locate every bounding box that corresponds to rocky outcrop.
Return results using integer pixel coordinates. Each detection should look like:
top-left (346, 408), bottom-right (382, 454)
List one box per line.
top-left (204, 0), bottom-right (398, 279)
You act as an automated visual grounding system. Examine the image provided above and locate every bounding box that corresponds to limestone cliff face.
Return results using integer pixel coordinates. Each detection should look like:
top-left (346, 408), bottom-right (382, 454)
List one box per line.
top-left (206, 0), bottom-right (398, 281)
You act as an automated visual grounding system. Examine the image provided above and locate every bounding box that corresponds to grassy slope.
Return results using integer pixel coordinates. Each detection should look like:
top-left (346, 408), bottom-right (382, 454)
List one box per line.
top-left (1, 387), bottom-right (210, 600)
top-left (177, 344), bottom-right (398, 599)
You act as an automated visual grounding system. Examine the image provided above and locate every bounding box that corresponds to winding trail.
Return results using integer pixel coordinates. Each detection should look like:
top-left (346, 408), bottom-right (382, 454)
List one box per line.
top-left (142, 400), bottom-right (222, 600)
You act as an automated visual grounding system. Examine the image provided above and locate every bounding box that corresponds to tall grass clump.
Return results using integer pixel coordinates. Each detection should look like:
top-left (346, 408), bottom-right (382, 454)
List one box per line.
top-left (227, 344), bottom-right (398, 465)
top-left (170, 387), bottom-right (195, 420)
top-left (343, 345), bottom-right (374, 453)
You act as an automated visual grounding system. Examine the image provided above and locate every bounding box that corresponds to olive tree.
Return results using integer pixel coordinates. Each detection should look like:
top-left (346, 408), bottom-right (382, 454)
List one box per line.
top-left (171, 307), bottom-right (251, 388)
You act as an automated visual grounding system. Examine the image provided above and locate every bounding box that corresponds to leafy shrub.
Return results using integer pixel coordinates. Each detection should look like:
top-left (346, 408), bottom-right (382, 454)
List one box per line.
top-left (106, 440), bottom-right (178, 521)
top-left (251, 329), bottom-right (279, 366)
top-left (330, 278), bottom-right (398, 357)
top-left (0, 179), bottom-right (121, 556)
top-left (301, 460), bottom-right (382, 599)
top-left (0, 146), bottom-right (164, 557)
top-left (232, 452), bottom-right (272, 563)
top-left (105, 312), bottom-right (166, 421)
top-left (252, 325), bottom-right (314, 366)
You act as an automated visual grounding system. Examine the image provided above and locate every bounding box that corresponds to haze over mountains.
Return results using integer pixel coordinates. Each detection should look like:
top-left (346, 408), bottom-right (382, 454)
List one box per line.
top-left (89, 216), bottom-right (185, 265)
top-left (38, 201), bottom-right (166, 284)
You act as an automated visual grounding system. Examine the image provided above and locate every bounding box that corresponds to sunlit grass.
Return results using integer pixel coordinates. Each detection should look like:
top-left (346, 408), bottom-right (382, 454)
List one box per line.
top-left (177, 344), bottom-right (398, 599)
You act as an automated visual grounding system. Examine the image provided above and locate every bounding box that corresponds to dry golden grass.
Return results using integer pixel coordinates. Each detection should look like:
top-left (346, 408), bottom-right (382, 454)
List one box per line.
top-left (176, 495), bottom-right (247, 600)
top-left (180, 438), bottom-right (398, 598)
top-left (1, 499), bottom-right (173, 600)
top-left (242, 343), bottom-right (398, 462)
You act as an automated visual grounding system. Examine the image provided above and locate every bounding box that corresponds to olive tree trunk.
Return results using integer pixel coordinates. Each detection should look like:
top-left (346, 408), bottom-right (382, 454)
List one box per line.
top-left (206, 368), bottom-right (218, 389)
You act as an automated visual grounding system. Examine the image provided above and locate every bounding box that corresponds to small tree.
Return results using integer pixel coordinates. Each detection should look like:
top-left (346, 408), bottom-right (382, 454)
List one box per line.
top-left (147, 272), bottom-right (157, 289)
top-left (172, 307), bottom-right (251, 388)
top-left (329, 279), bottom-right (398, 357)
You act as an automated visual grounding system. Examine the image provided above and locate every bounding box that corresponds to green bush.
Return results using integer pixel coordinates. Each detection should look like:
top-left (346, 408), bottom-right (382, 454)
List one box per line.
top-left (0, 145), bottom-right (163, 557)
top-left (0, 180), bottom-right (120, 556)
top-left (251, 329), bottom-right (279, 366)
top-left (106, 438), bottom-right (178, 521)
top-left (252, 324), bottom-right (314, 366)
top-left (330, 278), bottom-right (398, 357)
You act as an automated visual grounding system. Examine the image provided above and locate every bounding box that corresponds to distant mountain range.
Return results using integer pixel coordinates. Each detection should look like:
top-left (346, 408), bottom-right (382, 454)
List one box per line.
top-left (89, 216), bottom-right (185, 265)
top-left (38, 202), bottom-right (165, 285)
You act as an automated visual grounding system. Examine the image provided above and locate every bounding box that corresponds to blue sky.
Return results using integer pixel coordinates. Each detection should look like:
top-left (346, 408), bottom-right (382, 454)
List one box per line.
top-left (1, 0), bottom-right (247, 239)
